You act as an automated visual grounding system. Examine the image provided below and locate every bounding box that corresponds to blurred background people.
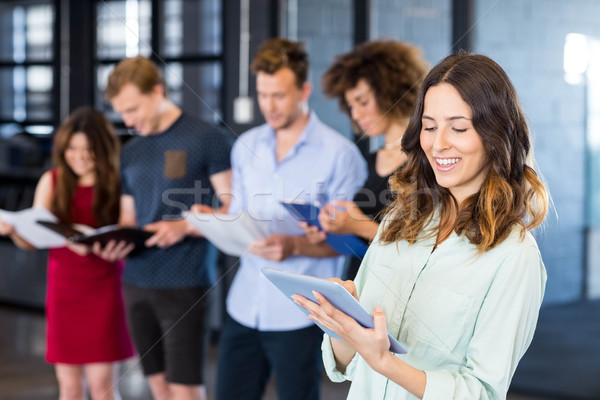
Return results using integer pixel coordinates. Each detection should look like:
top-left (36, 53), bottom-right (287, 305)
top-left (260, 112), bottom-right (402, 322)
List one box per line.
top-left (305, 40), bottom-right (428, 280)
top-left (0, 107), bottom-right (134, 400)
top-left (97, 56), bottom-right (232, 400)
top-left (215, 38), bottom-right (366, 400)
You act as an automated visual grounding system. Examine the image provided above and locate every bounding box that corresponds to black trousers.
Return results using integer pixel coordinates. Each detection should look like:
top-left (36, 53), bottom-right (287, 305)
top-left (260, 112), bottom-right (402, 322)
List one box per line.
top-left (216, 315), bottom-right (324, 400)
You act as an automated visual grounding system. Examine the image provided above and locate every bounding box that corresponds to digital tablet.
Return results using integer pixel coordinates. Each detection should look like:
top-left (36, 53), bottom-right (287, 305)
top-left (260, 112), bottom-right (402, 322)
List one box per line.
top-left (262, 268), bottom-right (406, 354)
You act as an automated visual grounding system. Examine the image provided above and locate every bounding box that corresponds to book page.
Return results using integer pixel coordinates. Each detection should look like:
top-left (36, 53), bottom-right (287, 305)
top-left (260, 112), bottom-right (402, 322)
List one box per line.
top-left (186, 212), bottom-right (269, 256)
top-left (0, 207), bottom-right (66, 249)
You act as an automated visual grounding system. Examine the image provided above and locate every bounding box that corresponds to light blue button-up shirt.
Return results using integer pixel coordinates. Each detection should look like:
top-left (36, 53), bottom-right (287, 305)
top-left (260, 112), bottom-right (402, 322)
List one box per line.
top-left (322, 215), bottom-right (546, 399)
top-left (227, 112), bottom-right (367, 331)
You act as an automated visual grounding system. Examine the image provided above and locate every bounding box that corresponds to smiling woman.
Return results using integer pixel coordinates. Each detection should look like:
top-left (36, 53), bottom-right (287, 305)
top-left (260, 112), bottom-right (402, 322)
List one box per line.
top-left (293, 52), bottom-right (550, 400)
top-left (63, 133), bottom-right (95, 185)
top-left (383, 53), bottom-right (548, 251)
top-left (420, 83), bottom-right (488, 205)
top-left (0, 107), bottom-right (134, 400)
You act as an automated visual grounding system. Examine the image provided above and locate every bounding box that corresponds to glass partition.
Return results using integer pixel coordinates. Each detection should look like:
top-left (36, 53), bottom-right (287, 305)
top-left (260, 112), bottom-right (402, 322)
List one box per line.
top-left (95, 0), bottom-right (224, 128)
top-left (0, 0), bottom-right (55, 135)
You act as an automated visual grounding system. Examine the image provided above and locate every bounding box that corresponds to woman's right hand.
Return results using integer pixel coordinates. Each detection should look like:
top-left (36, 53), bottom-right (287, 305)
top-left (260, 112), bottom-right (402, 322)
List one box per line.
top-left (299, 221), bottom-right (327, 244)
top-left (0, 218), bottom-right (15, 236)
top-left (319, 201), bottom-right (369, 235)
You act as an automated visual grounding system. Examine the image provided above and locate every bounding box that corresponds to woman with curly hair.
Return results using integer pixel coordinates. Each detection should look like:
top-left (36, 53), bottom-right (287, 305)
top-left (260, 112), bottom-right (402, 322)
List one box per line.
top-left (304, 40), bottom-right (428, 279)
top-left (294, 53), bottom-right (549, 399)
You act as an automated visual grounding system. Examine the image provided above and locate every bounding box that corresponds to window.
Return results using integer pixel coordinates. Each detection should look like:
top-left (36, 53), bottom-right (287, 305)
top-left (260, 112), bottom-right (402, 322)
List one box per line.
top-left (0, 0), bottom-right (56, 138)
top-left (95, 0), bottom-right (224, 131)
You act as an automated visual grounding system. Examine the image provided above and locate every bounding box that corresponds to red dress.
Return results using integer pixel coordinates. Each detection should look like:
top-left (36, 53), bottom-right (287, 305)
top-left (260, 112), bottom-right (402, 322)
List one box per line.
top-left (45, 176), bottom-right (134, 364)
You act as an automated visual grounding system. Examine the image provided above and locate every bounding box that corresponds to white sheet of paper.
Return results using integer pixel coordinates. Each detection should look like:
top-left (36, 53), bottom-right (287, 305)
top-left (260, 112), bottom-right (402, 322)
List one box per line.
top-left (0, 207), bottom-right (66, 249)
top-left (185, 212), bottom-right (269, 256)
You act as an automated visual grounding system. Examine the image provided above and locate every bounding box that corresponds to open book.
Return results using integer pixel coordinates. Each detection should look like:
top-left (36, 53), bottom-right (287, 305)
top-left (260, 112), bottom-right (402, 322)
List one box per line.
top-left (36, 220), bottom-right (153, 249)
top-left (185, 211), bottom-right (269, 256)
top-left (0, 207), bottom-right (66, 249)
top-left (263, 268), bottom-right (406, 354)
top-left (280, 201), bottom-right (368, 258)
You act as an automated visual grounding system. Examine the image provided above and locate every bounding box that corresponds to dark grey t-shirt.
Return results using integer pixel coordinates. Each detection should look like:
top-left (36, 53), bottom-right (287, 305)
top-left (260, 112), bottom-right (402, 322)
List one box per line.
top-left (120, 113), bottom-right (232, 288)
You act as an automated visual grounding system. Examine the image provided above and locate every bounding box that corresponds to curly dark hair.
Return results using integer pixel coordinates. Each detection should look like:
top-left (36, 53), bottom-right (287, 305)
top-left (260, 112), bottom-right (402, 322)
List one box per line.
top-left (322, 40), bottom-right (428, 124)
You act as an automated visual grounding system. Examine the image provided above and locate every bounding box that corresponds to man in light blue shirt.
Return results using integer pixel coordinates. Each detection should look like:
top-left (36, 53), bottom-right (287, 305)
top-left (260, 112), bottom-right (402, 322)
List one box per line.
top-left (215, 38), bottom-right (367, 400)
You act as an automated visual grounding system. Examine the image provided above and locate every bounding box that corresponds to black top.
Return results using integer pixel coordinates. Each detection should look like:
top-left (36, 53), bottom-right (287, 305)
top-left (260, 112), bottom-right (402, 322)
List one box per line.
top-left (352, 152), bottom-right (394, 223)
top-left (346, 151), bottom-right (395, 279)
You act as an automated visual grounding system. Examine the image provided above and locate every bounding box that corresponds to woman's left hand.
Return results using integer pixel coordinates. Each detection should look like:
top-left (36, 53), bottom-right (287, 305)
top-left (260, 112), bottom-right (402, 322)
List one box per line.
top-left (292, 290), bottom-right (391, 368)
top-left (319, 201), bottom-right (368, 235)
top-left (299, 221), bottom-right (327, 244)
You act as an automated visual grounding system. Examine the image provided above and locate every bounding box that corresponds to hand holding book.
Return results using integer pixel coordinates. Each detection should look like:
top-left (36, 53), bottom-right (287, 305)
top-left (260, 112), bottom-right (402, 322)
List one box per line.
top-left (36, 220), bottom-right (152, 249)
top-left (0, 207), bottom-right (65, 248)
top-left (185, 211), bottom-right (269, 256)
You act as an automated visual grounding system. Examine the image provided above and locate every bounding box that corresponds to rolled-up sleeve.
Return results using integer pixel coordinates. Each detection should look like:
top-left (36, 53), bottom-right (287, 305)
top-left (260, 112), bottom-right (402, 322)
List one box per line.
top-left (423, 370), bottom-right (456, 399)
top-left (321, 334), bottom-right (360, 382)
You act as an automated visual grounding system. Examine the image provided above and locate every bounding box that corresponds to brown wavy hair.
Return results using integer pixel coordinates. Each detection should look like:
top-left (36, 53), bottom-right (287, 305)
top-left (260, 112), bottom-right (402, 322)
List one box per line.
top-left (105, 55), bottom-right (168, 99)
top-left (322, 40), bottom-right (428, 127)
top-left (251, 38), bottom-right (309, 88)
top-left (380, 52), bottom-right (549, 252)
top-left (52, 107), bottom-right (121, 226)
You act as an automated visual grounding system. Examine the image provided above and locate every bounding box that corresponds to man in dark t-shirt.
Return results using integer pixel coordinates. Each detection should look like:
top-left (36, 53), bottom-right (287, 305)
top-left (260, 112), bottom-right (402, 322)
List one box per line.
top-left (95, 55), bottom-right (232, 400)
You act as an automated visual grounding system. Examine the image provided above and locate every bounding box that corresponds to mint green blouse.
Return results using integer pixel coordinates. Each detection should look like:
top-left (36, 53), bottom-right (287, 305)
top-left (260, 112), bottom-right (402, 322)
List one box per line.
top-left (322, 216), bottom-right (546, 400)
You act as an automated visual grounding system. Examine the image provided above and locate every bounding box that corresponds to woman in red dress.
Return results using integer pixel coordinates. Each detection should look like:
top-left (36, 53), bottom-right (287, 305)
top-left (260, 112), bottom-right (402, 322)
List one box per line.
top-left (0, 107), bottom-right (134, 400)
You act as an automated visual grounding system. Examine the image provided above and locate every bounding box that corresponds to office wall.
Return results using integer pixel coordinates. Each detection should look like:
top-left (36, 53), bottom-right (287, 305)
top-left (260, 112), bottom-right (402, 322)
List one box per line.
top-left (288, 0), bottom-right (353, 136)
top-left (370, 0), bottom-right (452, 65)
top-left (368, 0), bottom-right (452, 150)
top-left (292, 0), bottom-right (452, 139)
top-left (474, 0), bottom-right (600, 304)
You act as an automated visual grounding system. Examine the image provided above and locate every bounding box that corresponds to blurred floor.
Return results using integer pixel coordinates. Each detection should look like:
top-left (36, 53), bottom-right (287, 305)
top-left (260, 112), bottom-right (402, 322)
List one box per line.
top-left (0, 304), bottom-right (554, 400)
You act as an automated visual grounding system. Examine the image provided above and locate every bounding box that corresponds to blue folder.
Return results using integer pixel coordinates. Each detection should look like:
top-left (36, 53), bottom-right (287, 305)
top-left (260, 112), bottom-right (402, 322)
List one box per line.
top-left (280, 201), bottom-right (368, 258)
